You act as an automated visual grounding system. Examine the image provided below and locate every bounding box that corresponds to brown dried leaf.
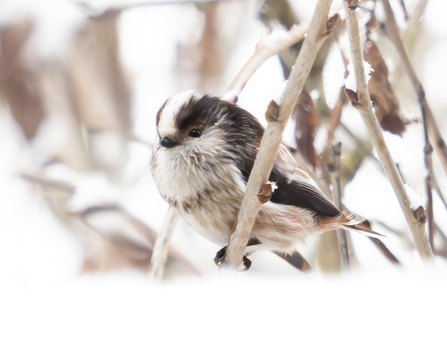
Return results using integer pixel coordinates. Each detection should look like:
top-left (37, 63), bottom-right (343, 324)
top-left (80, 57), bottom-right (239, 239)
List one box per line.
top-left (364, 38), bottom-right (407, 136)
top-left (294, 89), bottom-right (318, 167)
top-left (0, 21), bottom-right (45, 139)
top-left (69, 10), bottom-right (131, 133)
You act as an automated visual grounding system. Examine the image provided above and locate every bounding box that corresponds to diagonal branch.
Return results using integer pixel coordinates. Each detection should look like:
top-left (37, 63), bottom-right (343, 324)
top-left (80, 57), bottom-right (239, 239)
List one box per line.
top-left (223, 21), bottom-right (310, 103)
top-left (223, 0), bottom-right (334, 269)
top-left (343, 0), bottom-right (432, 260)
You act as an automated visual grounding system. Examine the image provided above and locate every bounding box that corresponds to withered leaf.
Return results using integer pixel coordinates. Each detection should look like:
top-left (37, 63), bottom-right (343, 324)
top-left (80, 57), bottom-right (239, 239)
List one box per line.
top-left (364, 38), bottom-right (407, 136)
top-left (294, 89), bottom-right (319, 167)
top-left (0, 21), bottom-right (45, 139)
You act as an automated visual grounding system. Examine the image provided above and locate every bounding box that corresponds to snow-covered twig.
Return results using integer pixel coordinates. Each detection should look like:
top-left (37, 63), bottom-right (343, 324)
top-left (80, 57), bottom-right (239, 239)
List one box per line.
top-left (223, 21), bottom-right (310, 103)
top-left (223, 0), bottom-right (334, 270)
top-left (343, 0), bottom-right (433, 260)
top-left (150, 206), bottom-right (179, 279)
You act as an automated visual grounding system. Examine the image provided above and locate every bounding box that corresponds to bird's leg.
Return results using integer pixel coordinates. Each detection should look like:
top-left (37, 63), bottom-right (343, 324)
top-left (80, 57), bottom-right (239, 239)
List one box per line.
top-left (213, 238), bottom-right (261, 271)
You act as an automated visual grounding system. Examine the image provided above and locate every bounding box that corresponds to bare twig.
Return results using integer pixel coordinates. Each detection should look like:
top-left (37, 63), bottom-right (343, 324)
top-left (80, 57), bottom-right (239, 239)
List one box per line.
top-left (398, 0), bottom-right (408, 21)
top-left (425, 176), bottom-right (435, 250)
top-left (381, 0), bottom-right (447, 179)
top-left (370, 236), bottom-right (401, 265)
top-left (126, 213), bottom-right (204, 276)
top-left (223, 0), bottom-right (334, 269)
top-left (150, 207), bottom-right (180, 279)
top-left (328, 142), bottom-right (350, 269)
top-left (343, 0), bottom-right (432, 259)
top-left (223, 21), bottom-right (310, 103)
top-left (320, 89), bottom-right (346, 161)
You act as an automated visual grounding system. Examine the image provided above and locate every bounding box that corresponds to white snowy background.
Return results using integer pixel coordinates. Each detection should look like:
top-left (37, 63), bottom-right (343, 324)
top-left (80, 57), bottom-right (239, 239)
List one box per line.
top-left (0, 0), bottom-right (446, 335)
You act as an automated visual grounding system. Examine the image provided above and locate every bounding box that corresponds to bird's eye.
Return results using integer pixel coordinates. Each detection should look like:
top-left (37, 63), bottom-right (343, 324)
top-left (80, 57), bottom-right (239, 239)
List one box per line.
top-left (189, 129), bottom-right (201, 138)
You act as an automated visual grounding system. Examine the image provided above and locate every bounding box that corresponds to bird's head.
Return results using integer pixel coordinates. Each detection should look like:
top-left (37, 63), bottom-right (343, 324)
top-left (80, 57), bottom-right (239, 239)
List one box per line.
top-left (155, 91), bottom-right (225, 153)
top-left (153, 91), bottom-right (264, 184)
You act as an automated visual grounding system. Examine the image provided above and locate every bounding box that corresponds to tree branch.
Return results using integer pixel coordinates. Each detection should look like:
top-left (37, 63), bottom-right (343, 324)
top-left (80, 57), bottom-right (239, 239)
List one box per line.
top-left (223, 0), bottom-right (334, 269)
top-left (343, 0), bottom-right (433, 260)
top-left (328, 142), bottom-right (351, 269)
top-left (223, 21), bottom-right (310, 103)
top-left (150, 206), bottom-right (179, 279)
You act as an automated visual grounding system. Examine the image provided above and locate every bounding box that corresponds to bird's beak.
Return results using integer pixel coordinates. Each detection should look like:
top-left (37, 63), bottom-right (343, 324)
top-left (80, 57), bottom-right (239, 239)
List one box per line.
top-left (160, 137), bottom-right (177, 148)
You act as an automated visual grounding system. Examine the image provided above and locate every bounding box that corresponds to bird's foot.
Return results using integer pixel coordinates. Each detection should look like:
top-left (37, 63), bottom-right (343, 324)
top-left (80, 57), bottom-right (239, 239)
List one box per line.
top-left (213, 246), bottom-right (252, 271)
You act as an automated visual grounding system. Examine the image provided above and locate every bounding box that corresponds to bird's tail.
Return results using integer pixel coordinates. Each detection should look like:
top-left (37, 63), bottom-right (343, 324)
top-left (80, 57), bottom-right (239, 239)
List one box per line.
top-left (322, 210), bottom-right (385, 238)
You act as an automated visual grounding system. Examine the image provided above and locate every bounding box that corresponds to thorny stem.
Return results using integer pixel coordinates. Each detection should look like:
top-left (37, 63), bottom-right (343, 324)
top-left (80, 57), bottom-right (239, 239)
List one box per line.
top-left (223, 21), bottom-right (311, 103)
top-left (150, 206), bottom-right (179, 279)
top-left (343, 0), bottom-right (433, 259)
top-left (223, 0), bottom-right (334, 270)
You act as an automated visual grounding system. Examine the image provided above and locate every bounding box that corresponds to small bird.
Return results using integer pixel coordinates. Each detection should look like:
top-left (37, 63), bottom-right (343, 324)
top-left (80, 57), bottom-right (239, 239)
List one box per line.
top-left (151, 91), bottom-right (378, 271)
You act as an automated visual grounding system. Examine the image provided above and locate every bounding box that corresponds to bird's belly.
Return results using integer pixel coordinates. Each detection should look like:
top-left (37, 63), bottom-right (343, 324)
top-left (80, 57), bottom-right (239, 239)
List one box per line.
top-left (175, 201), bottom-right (236, 247)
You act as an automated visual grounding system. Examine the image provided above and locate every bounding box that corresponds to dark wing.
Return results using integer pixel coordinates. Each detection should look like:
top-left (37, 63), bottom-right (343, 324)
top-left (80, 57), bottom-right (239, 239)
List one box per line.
top-left (269, 160), bottom-right (341, 218)
top-left (219, 99), bottom-right (340, 217)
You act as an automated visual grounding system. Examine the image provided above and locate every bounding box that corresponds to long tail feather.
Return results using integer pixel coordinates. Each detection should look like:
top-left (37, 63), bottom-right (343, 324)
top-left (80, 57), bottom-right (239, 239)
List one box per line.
top-left (342, 222), bottom-right (385, 238)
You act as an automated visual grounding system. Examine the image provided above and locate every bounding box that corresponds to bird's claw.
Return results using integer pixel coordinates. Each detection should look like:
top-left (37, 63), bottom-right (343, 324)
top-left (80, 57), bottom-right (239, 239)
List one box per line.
top-left (213, 246), bottom-right (252, 271)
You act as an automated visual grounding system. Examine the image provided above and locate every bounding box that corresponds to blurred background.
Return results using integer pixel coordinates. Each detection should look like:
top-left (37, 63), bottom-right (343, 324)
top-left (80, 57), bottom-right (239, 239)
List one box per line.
top-left (0, 0), bottom-right (446, 335)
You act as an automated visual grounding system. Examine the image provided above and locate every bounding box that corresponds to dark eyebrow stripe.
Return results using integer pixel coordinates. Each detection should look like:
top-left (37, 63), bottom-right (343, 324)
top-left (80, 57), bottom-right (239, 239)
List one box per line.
top-left (175, 96), bottom-right (204, 132)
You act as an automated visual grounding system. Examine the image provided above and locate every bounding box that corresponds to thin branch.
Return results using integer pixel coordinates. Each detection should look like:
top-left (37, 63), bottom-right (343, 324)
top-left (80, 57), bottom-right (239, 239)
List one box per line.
top-left (223, 21), bottom-right (310, 103)
top-left (380, 0), bottom-right (447, 179)
top-left (150, 207), bottom-right (180, 279)
top-left (343, 0), bottom-right (432, 259)
top-left (398, 0), bottom-right (408, 21)
top-left (320, 89), bottom-right (346, 161)
top-left (328, 142), bottom-right (350, 269)
top-left (369, 237), bottom-right (401, 265)
top-left (223, 0), bottom-right (334, 269)
top-left (426, 176), bottom-right (435, 250)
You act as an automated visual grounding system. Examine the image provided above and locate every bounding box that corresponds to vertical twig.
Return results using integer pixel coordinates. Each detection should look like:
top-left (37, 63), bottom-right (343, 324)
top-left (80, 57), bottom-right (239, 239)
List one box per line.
top-left (343, 0), bottom-right (433, 259)
top-left (150, 207), bottom-right (179, 279)
top-left (328, 142), bottom-right (350, 269)
top-left (223, 0), bottom-right (334, 269)
top-left (425, 176), bottom-right (435, 250)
